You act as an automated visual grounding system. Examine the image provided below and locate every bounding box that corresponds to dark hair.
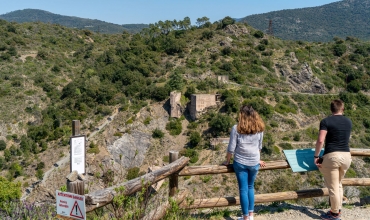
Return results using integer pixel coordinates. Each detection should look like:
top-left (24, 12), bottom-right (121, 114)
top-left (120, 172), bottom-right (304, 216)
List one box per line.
top-left (330, 99), bottom-right (344, 113)
top-left (237, 105), bottom-right (265, 134)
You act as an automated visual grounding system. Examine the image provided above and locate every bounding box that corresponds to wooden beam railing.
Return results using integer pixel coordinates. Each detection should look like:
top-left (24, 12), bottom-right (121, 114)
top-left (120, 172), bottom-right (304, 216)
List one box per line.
top-left (85, 156), bottom-right (189, 212)
top-left (179, 149), bottom-right (370, 176)
top-left (180, 178), bottom-right (370, 209)
top-left (83, 148), bottom-right (370, 214)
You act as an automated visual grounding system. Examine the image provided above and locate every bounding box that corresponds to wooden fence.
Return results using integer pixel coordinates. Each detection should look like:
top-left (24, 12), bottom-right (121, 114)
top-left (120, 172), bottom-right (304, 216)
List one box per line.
top-left (81, 149), bottom-right (370, 219)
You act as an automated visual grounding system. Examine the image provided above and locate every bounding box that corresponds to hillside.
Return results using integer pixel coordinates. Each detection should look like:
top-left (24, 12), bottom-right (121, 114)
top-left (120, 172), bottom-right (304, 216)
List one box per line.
top-left (0, 9), bottom-right (148, 34)
top-left (239, 0), bottom-right (370, 42)
top-left (0, 16), bottom-right (370, 219)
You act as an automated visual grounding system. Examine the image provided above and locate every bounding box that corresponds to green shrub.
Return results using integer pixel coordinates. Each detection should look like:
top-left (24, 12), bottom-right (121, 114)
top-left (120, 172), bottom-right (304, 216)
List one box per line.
top-left (36, 162), bottom-right (45, 170)
top-left (279, 143), bottom-right (293, 150)
top-left (201, 175), bottom-right (212, 183)
top-left (293, 133), bottom-right (301, 141)
top-left (143, 117), bottom-right (151, 125)
top-left (0, 177), bottom-right (21, 208)
top-left (345, 168), bottom-right (356, 178)
top-left (189, 131), bottom-right (201, 147)
top-left (114, 132), bottom-right (123, 137)
top-left (126, 167), bottom-right (140, 180)
top-left (36, 169), bottom-right (44, 180)
top-left (163, 155), bottom-right (169, 163)
top-left (152, 128), bottom-right (165, 139)
top-left (166, 119), bottom-right (182, 136)
top-left (0, 140), bottom-right (6, 151)
top-left (209, 113), bottom-right (234, 136)
top-left (181, 149), bottom-right (199, 163)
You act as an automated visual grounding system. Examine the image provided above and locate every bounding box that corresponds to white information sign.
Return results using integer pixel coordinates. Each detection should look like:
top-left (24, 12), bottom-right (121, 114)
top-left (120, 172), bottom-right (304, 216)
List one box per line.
top-left (56, 190), bottom-right (86, 220)
top-left (70, 135), bottom-right (86, 174)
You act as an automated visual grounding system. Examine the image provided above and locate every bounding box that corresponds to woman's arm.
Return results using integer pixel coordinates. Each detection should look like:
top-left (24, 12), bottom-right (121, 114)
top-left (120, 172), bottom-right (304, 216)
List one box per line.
top-left (222, 125), bottom-right (237, 165)
top-left (222, 152), bottom-right (232, 165)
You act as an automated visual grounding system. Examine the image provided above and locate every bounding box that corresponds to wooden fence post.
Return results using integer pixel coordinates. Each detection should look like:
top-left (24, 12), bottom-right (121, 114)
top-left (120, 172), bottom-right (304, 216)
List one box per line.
top-left (72, 120), bottom-right (80, 136)
top-left (169, 151), bottom-right (179, 197)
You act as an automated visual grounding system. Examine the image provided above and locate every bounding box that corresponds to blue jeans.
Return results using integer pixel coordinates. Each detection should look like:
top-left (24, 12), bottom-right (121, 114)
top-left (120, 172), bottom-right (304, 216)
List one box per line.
top-left (233, 161), bottom-right (260, 216)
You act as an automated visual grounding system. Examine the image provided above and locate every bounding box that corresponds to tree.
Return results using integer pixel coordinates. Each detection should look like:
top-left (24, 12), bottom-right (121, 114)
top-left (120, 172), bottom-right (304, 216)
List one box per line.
top-left (333, 44), bottom-right (346, 57)
top-left (196, 16), bottom-right (210, 27)
top-left (209, 113), bottom-right (234, 136)
top-left (218, 16), bottom-right (235, 29)
top-left (167, 68), bottom-right (184, 90)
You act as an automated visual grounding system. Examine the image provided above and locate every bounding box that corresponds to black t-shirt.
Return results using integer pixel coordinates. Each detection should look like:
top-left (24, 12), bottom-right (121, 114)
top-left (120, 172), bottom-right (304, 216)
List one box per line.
top-left (319, 115), bottom-right (352, 155)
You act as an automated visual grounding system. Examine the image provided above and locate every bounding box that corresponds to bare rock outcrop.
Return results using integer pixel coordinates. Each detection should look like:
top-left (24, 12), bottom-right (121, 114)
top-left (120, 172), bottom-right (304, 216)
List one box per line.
top-left (224, 24), bottom-right (249, 37)
top-left (279, 63), bottom-right (327, 94)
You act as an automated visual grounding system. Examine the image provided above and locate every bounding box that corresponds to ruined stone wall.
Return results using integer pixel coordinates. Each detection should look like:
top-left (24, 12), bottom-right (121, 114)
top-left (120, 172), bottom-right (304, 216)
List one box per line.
top-left (170, 91), bottom-right (182, 118)
top-left (190, 94), bottom-right (220, 120)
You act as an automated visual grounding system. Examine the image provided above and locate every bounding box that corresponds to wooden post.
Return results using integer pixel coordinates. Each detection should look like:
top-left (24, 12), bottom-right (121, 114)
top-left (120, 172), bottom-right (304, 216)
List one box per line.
top-left (67, 180), bottom-right (85, 195)
top-left (72, 120), bottom-right (80, 136)
top-left (169, 151), bottom-right (179, 197)
top-left (66, 171), bottom-right (85, 195)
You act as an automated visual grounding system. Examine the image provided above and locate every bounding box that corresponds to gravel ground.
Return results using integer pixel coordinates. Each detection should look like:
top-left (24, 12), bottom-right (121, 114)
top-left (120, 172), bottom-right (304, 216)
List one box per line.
top-left (228, 203), bottom-right (370, 220)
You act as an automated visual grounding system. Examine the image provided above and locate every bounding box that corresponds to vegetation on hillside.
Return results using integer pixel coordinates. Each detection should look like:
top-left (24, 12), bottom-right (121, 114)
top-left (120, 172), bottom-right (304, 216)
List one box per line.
top-left (0, 9), bottom-right (148, 34)
top-left (240, 0), bottom-right (370, 42)
top-left (0, 13), bottom-right (370, 218)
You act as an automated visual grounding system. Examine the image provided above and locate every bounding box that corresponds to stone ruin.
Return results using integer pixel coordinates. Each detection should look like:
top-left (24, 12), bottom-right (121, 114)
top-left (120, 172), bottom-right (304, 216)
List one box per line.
top-left (190, 94), bottom-right (221, 120)
top-left (170, 91), bottom-right (182, 118)
top-left (217, 75), bottom-right (229, 83)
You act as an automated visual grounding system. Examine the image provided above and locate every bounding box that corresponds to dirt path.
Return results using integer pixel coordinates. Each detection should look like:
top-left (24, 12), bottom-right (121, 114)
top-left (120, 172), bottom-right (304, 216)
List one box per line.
top-left (228, 203), bottom-right (370, 220)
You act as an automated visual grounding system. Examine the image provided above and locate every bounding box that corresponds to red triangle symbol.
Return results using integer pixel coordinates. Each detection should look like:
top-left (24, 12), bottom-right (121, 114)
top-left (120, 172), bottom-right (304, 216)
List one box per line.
top-left (70, 201), bottom-right (84, 219)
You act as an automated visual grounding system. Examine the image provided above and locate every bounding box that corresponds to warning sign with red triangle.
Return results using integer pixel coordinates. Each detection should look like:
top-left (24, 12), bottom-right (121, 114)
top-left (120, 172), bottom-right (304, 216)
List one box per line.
top-left (70, 201), bottom-right (84, 219)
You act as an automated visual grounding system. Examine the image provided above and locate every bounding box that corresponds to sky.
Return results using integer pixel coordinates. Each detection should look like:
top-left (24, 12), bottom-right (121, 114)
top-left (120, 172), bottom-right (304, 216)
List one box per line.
top-left (0, 0), bottom-right (341, 24)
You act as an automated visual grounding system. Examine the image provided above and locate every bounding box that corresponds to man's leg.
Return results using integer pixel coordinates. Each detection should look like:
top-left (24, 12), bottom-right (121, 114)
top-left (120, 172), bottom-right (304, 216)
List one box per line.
top-left (338, 152), bottom-right (352, 211)
top-left (320, 153), bottom-right (341, 214)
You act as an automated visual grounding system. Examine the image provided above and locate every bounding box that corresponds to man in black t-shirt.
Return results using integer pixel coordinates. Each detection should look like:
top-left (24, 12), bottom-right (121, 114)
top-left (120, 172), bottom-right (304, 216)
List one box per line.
top-left (314, 100), bottom-right (352, 220)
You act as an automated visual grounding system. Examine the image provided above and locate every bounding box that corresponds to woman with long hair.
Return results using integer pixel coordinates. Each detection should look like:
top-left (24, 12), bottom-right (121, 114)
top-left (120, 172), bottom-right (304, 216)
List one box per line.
top-left (222, 105), bottom-right (266, 220)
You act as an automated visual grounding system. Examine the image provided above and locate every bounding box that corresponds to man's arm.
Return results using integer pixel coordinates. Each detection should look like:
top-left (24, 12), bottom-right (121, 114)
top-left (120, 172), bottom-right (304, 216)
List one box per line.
top-left (314, 130), bottom-right (327, 167)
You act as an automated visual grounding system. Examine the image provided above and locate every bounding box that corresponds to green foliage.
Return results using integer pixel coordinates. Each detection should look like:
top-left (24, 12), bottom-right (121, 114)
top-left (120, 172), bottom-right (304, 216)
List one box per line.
top-left (8, 162), bottom-right (23, 179)
top-left (152, 128), bottom-right (165, 139)
top-left (224, 96), bottom-right (240, 113)
top-left (143, 117), bottom-right (151, 125)
top-left (166, 119), bottom-right (182, 136)
top-left (253, 30), bottom-right (264, 38)
top-left (126, 167), bottom-right (140, 180)
top-left (189, 131), bottom-right (201, 147)
top-left (36, 162), bottom-right (45, 170)
top-left (0, 140), bottom-right (6, 151)
top-left (208, 113), bottom-right (234, 136)
top-left (333, 44), bottom-right (347, 57)
top-left (279, 143), bottom-right (293, 150)
top-left (181, 148), bottom-right (199, 163)
top-left (240, 1), bottom-right (370, 41)
top-left (0, 177), bottom-right (21, 208)
top-left (218, 16), bottom-right (235, 29)
top-left (36, 169), bottom-right (44, 180)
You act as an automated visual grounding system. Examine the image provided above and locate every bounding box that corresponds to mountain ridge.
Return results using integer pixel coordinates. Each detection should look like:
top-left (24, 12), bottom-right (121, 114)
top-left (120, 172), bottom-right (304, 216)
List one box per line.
top-left (0, 9), bottom-right (148, 34)
top-left (239, 0), bottom-right (370, 42)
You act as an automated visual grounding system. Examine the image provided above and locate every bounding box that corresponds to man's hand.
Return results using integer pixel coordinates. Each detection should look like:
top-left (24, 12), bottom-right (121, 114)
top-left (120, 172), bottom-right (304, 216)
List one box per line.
top-left (314, 158), bottom-right (322, 168)
top-left (221, 161), bottom-right (229, 166)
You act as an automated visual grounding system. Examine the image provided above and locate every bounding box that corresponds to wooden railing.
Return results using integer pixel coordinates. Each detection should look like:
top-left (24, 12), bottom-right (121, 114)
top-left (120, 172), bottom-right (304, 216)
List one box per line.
top-left (83, 148), bottom-right (370, 219)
